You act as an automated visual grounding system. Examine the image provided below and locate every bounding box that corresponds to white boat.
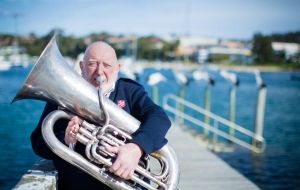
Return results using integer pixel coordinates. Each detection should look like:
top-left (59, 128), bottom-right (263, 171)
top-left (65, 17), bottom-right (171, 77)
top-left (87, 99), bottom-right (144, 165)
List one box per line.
top-left (0, 45), bottom-right (32, 70)
top-left (0, 56), bottom-right (11, 71)
top-left (0, 61), bottom-right (11, 71)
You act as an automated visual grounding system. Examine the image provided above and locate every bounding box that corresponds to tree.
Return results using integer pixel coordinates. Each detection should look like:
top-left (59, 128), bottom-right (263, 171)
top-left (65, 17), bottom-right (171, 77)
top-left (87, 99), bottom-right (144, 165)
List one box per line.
top-left (271, 31), bottom-right (300, 43)
top-left (137, 36), bottom-right (163, 60)
top-left (162, 40), bottom-right (179, 61)
top-left (252, 33), bottom-right (273, 63)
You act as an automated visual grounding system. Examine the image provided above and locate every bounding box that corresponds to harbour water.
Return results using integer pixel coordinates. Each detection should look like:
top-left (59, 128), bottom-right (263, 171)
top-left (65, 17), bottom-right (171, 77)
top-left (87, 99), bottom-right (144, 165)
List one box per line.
top-left (0, 66), bottom-right (300, 189)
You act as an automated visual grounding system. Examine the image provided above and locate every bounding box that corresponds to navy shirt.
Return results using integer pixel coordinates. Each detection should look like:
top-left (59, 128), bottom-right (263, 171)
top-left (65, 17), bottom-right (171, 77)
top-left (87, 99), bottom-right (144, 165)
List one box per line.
top-left (30, 78), bottom-right (171, 190)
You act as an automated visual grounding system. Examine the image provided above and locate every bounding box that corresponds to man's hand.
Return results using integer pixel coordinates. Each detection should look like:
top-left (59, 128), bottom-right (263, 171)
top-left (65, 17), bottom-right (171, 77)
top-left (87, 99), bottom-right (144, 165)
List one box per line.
top-left (106, 143), bottom-right (143, 180)
top-left (64, 116), bottom-right (80, 145)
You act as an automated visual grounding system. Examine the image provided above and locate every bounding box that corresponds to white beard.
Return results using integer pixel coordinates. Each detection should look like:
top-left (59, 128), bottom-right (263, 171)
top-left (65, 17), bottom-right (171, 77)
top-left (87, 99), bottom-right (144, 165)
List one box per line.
top-left (97, 74), bottom-right (118, 96)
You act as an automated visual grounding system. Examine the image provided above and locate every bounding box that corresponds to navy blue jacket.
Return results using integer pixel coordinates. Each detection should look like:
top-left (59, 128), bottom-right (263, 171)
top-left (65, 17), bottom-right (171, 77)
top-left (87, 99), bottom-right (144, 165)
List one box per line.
top-left (30, 78), bottom-right (171, 190)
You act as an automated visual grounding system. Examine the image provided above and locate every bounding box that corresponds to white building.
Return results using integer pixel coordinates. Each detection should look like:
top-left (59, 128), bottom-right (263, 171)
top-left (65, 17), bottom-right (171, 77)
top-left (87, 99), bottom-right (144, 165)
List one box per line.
top-left (178, 36), bottom-right (252, 64)
top-left (272, 42), bottom-right (300, 60)
top-left (180, 36), bottom-right (219, 48)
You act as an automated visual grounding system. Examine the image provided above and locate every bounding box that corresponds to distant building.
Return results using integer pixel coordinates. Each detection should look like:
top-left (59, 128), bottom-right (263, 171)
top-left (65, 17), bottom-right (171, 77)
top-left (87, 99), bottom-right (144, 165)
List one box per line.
top-left (177, 36), bottom-right (252, 64)
top-left (180, 36), bottom-right (219, 48)
top-left (177, 36), bottom-right (218, 63)
top-left (208, 46), bottom-right (252, 64)
top-left (272, 42), bottom-right (300, 62)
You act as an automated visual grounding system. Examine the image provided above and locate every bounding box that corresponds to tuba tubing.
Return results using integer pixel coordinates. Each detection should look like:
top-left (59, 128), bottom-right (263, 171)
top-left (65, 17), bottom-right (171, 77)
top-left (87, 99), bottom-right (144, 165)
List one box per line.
top-left (42, 110), bottom-right (160, 190)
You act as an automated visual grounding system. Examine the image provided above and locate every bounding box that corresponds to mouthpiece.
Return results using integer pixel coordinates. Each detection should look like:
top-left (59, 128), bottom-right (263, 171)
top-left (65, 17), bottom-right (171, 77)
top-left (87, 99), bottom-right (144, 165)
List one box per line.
top-left (96, 76), bottom-right (105, 85)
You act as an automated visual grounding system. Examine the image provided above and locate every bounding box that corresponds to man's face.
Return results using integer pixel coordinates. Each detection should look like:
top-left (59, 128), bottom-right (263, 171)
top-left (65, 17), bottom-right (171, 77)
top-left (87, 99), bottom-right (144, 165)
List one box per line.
top-left (80, 42), bottom-right (120, 92)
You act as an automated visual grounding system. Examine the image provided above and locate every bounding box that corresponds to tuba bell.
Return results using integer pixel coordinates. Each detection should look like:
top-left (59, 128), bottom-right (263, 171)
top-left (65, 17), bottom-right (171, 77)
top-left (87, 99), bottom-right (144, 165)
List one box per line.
top-left (13, 37), bottom-right (180, 190)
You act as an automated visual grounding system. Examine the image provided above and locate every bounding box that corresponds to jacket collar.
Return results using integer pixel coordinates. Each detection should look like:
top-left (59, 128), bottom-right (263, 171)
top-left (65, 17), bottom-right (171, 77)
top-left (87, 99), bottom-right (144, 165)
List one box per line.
top-left (108, 78), bottom-right (120, 101)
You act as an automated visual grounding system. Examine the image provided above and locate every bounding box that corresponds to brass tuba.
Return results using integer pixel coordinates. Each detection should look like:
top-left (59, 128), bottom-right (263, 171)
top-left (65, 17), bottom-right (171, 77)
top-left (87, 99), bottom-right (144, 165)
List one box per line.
top-left (13, 37), bottom-right (180, 190)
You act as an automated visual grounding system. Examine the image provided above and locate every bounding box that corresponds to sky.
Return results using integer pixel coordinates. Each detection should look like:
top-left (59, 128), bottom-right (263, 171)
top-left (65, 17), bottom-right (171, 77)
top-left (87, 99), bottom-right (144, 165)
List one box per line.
top-left (0, 0), bottom-right (300, 40)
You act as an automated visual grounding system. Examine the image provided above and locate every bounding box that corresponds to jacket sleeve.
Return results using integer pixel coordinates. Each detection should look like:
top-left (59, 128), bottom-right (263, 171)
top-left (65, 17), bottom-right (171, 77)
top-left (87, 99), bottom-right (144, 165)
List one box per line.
top-left (129, 85), bottom-right (171, 155)
top-left (30, 102), bottom-right (68, 160)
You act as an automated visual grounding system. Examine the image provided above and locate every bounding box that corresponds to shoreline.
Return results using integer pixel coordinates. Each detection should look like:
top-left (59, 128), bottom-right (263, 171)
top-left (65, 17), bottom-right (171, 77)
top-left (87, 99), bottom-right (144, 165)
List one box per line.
top-left (209, 63), bottom-right (300, 72)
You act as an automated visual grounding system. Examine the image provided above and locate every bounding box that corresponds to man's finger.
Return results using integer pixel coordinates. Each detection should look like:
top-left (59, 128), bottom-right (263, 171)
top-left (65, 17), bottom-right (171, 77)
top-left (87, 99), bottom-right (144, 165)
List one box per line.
top-left (70, 131), bottom-right (76, 138)
top-left (110, 160), bottom-right (121, 172)
top-left (72, 125), bottom-right (79, 133)
top-left (129, 170), bottom-right (134, 179)
top-left (71, 116), bottom-right (79, 122)
top-left (121, 168), bottom-right (131, 180)
top-left (105, 146), bottom-right (119, 154)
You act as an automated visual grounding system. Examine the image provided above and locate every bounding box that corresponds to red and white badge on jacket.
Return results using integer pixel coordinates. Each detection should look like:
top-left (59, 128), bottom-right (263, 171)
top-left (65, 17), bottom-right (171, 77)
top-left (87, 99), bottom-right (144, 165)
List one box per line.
top-left (117, 100), bottom-right (126, 108)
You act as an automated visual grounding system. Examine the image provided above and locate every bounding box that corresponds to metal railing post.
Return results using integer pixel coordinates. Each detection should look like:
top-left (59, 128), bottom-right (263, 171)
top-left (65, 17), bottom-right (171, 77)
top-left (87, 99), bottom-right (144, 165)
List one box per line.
top-left (174, 72), bottom-right (189, 125)
top-left (152, 85), bottom-right (159, 105)
top-left (220, 70), bottom-right (239, 141)
top-left (213, 120), bottom-right (219, 151)
top-left (192, 70), bottom-right (215, 137)
top-left (229, 85), bottom-right (236, 138)
top-left (204, 86), bottom-right (211, 137)
top-left (176, 86), bottom-right (185, 124)
top-left (147, 72), bottom-right (166, 106)
top-left (253, 71), bottom-right (267, 148)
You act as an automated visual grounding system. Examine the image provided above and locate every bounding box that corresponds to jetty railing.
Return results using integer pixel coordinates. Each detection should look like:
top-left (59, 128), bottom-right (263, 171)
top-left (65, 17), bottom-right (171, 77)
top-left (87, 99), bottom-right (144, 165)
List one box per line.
top-left (163, 94), bottom-right (265, 153)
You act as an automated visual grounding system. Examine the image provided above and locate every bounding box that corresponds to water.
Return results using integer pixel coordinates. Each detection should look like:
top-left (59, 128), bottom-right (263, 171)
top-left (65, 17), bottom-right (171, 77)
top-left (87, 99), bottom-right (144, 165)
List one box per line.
top-left (1, 66), bottom-right (300, 189)
top-left (218, 72), bottom-right (300, 190)
top-left (0, 67), bottom-right (44, 189)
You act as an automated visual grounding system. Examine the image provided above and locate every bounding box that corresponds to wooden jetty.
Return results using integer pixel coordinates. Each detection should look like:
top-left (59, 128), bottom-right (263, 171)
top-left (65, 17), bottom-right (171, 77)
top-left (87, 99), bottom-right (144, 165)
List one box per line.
top-left (167, 123), bottom-right (260, 190)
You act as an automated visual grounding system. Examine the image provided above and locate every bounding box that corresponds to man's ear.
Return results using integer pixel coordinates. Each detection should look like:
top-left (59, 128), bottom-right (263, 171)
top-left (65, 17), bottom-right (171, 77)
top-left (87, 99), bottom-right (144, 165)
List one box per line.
top-left (79, 61), bottom-right (84, 70)
top-left (79, 61), bottom-right (85, 77)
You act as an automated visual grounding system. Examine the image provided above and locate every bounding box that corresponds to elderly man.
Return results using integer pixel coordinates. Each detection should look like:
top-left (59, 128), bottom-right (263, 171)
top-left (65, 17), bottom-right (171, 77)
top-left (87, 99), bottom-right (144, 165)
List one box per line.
top-left (30, 41), bottom-right (171, 190)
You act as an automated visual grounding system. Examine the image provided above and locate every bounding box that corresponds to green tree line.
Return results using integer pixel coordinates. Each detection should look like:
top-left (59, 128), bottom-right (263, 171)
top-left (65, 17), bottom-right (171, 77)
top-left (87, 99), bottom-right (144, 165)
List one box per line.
top-left (0, 29), bottom-right (179, 61)
top-left (252, 31), bottom-right (300, 64)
